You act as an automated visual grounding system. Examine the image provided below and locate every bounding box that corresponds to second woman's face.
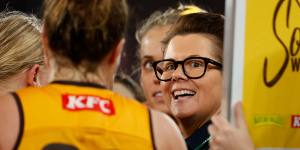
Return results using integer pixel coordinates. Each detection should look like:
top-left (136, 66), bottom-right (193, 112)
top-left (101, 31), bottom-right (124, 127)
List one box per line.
top-left (140, 26), bottom-right (170, 114)
top-left (162, 33), bottom-right (222, 121)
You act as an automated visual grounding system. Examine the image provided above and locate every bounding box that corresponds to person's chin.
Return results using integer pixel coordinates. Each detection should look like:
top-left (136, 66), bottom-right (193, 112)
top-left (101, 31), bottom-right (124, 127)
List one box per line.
top-left (171, 106), bottom-right (193, 119)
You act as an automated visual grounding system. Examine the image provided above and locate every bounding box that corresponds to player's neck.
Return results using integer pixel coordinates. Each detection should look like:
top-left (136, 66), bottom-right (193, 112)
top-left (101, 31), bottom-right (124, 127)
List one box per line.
top-left (0, 74), bottom-right (26, 93)
top-left (54, 66), bottom-right (112, 89)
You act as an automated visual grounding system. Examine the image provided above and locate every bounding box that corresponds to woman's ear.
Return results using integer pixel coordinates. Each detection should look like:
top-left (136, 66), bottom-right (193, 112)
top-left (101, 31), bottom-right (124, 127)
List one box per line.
top-left (26, 64), bottom-right (40, 87)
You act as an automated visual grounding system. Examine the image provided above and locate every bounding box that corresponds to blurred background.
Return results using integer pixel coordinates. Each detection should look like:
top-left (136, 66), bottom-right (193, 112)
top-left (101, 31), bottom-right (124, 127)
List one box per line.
top-left (0, 0), bottom-right (224, 82)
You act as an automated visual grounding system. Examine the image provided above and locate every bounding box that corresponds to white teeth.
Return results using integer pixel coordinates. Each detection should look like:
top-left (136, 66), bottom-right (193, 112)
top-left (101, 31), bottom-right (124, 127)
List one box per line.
top-left (173, 89), bottom-right (196, 97)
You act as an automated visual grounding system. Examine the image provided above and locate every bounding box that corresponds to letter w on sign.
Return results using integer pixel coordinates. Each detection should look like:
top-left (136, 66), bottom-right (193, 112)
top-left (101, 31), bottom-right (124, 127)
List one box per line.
top-left (62, 94), bottom-right (115, 115)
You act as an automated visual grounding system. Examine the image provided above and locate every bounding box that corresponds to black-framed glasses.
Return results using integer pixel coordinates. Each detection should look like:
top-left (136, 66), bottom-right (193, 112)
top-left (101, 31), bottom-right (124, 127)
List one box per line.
top-left (152, 56), bottom-right (222, 81)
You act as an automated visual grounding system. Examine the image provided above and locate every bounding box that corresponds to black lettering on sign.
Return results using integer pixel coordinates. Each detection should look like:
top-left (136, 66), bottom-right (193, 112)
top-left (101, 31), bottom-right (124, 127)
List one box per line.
top-left (263, 0), bottom-right (300, 87)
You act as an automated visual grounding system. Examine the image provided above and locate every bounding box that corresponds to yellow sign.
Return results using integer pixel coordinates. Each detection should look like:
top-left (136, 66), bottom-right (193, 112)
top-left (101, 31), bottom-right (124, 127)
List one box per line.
top-left (243, 0), bottom-right (300, 148)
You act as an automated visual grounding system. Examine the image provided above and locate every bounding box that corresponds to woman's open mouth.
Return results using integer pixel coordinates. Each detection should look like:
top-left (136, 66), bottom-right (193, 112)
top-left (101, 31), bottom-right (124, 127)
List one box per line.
top-left (152, 91), bottom-right (164, 102)
top-left (172, 89), bottom-right (196, 100)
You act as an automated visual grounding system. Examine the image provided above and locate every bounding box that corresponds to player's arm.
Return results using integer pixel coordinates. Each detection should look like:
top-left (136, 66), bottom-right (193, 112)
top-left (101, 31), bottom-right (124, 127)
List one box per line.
top-left (0, 93), bottom-right (21, 150)
top-left (150, 109), bottom-right (187, 150)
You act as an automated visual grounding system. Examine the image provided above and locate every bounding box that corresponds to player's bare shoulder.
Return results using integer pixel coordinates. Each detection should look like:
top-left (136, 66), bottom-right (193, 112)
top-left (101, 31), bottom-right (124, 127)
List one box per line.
top-left (150, 109), bottom-right (187, 150)
top-left (0, 93), bottom-right (22, 150)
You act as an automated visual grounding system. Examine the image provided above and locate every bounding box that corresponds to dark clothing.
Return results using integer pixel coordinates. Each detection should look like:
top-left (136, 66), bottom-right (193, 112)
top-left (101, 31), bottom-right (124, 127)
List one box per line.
top-left (185, 121), bottom-right (211, 150)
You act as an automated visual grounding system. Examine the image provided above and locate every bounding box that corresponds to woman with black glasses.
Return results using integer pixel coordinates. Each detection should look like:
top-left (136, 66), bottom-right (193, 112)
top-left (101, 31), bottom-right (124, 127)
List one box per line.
top-left (152, 12), bottom-right (224, 150)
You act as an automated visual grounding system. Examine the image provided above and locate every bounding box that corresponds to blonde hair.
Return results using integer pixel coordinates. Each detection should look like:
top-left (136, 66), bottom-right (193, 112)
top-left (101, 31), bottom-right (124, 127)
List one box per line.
top-left (0, 11), bottom-right (43, 81)
top-left (135, 4), bottom-right (206, 45)
top-left (135, 8), bottom-right (179, 45)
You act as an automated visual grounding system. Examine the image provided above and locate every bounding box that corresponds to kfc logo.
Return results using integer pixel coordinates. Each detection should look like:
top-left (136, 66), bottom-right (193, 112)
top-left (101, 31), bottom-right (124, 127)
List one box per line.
top-left (291, 115), bottom-right (300, 128)
top-left (62, 94), bottom-right (115, 115)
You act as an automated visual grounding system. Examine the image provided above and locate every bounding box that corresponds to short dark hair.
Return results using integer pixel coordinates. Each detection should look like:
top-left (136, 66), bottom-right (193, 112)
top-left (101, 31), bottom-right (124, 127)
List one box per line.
top-left (162, 13), bottom-right (224, 62)
top-left (43, 0), bottom-right (128, 73)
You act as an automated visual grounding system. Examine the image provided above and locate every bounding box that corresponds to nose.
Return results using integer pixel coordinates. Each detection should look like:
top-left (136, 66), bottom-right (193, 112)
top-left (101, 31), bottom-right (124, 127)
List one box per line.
top-left (171, 65), bottom-right (188, 81)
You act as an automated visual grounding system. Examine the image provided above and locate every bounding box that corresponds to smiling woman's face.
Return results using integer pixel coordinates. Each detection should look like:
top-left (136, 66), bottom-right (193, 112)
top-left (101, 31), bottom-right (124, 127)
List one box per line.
top-left (162, 33), bottom-right (222, 122)
top-left (140, 26), bottom-right (170, 114)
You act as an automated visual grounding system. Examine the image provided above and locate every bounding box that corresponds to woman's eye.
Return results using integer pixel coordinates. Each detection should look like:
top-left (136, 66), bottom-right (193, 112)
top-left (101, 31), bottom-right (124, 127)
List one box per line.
top-left (143, 61), bottom-right (153, 70)
top-left (190, 61), bottom-right (204, 68)
top-left (166, 63), bottom-right (176, 71)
